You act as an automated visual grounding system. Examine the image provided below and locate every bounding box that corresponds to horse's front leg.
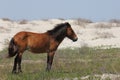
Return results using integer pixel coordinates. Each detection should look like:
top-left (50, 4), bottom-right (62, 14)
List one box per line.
top-left (12, 55), bottom-right (18, 73)
top-left (46, 51), bottom-right (55, 71)
top-left (12, 53), bottom-right (23, 74)
top-left (18, 53), bottom-right (22, 73)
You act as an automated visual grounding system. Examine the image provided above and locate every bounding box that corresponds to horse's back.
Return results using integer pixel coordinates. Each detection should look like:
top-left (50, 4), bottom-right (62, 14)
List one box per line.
top-left (14, 31), bottom-right (46, 41)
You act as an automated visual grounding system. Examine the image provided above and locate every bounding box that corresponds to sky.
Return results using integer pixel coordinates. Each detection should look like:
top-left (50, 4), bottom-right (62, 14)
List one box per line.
top-left (0, 0), bottom-right (120, 22)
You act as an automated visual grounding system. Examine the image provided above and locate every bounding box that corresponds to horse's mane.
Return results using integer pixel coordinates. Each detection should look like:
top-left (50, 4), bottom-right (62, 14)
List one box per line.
top-left (47, 22), bottom-right (71, 41)
top-left (47, 22), bottom-right (70, 35)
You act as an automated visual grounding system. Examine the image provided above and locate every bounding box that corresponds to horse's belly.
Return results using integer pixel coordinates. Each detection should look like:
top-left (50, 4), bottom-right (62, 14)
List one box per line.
top-left (28, 36), bottom-right (49, 53)
top-left (29, 46), bottom-right (49, 53)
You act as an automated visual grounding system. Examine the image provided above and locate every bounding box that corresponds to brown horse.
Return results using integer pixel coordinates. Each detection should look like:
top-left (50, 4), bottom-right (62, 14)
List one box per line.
top-left (8, 22), bottom-right (78, 73)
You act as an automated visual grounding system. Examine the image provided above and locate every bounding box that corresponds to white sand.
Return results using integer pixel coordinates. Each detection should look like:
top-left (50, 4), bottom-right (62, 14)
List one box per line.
top-left (0, 19), bottom-right (120, 51)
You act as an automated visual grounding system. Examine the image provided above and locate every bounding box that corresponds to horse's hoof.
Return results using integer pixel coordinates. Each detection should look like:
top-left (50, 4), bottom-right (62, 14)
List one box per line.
top-left (12, 70), bottom-right (17, 74)
top-left (18, 70), bottom-right (22, 73)
top-left (46, 68), bottom-right (51, 72)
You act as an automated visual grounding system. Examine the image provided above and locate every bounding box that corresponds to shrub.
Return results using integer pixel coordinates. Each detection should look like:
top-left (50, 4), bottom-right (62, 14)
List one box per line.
top-left (96, 32), bottom-right (115, 39)
top-left (94, 23), bottom-right (113, 28)
top-left (19, 19), bottom-right (28, 24)
top-left (75, 18), bottom-right (92, 23)
top-left (109, 19), bottom-right (120, 23)
top-left (2, 18), bottom-right (13, 22)
top-left (74, 18), bottom-right (92, 27)
top-left (58, 18), bottom-right (65, 21)
top-left (109, 19), bottom-right (120, 27)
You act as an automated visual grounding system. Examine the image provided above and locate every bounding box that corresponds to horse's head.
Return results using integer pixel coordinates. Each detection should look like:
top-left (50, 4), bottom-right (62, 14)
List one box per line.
top-left (65, 22), bottom-right (78, 42)
top-left (47, 22), bottom-right (78, 42)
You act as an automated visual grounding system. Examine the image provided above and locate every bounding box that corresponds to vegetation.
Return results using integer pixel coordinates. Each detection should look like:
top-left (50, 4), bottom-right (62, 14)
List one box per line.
top-left (0, 47), bottom-right (120, 80)
top-left (19, 19), bottom-right (28, 24)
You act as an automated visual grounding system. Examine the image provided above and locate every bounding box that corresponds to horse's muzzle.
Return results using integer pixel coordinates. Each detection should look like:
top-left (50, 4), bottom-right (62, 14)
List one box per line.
top-left (73, 37), bottom-right (78, 42)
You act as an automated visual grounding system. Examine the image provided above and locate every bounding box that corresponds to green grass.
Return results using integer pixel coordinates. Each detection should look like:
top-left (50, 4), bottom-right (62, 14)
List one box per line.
top-left (0, 47), bottom-right (120, 80)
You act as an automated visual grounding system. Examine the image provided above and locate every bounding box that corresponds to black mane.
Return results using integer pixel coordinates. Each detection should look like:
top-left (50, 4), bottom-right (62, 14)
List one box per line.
top-left (47, 22), bottom-right (71, 41)
top-left (47, 22), bottom-right (70, 35)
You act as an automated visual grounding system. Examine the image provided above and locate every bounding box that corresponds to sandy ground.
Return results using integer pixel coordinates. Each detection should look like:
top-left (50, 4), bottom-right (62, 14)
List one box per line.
top-left (0, 19), bottom-right (120, 51)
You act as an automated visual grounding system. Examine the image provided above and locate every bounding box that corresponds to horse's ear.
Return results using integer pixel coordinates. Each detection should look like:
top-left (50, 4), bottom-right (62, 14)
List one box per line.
top-left (65, 22), bottom-right (71, 27)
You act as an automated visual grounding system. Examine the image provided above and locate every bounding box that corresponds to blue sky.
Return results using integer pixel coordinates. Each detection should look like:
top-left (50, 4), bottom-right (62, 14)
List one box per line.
top-left (0, 0), bottom-right (120, 21)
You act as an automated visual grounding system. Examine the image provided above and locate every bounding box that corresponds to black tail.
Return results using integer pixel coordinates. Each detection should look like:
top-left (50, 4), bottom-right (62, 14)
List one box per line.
top-left (7, 38), bottom-right (18, 58)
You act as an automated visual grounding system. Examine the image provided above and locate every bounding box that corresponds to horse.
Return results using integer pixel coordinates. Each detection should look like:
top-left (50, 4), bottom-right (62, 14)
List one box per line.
top-left (7, 22), bottom-right (78, 73)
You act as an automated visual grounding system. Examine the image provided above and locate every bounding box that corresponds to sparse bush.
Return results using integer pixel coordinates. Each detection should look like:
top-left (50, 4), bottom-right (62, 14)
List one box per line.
top-left (19, 19), bottom-right (28, 24)
top-left (109, 19), bottom-right (120, 27)
top-left (76, 18), bottom-right (92, 23)
top-left (95, 32), bottom-right (115, 39)
top-left (94, 22), bottom-right (120, 28)
top-left (58, 18), bottom-right (65, 21)
top-left (2, 18), bottom-right (13, 22)
top-left (42, 19), bottom-right (49, 21)
top-left (74, 18), bottom-right (92, 27)
top-left (109, 19), bottom-right (120, 23)
top-left (94, 23), bottom-right (112, 28)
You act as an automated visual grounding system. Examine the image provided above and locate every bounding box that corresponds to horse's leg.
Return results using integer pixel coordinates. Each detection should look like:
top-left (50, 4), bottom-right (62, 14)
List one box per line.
top-left (12, 53), bottom-right (23, 73)
top-left (12, 55), bottom-right (18, 73)
top-left (18, 53), bottom-right (22, 73)
top-left (46, 51), bottom-right (55, 71)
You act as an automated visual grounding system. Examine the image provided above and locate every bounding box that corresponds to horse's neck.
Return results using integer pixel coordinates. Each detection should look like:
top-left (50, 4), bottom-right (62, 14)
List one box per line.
top-left (47, 30), bottom-right (66, 43)
top-left (54, 33), bottom-right (66, 43)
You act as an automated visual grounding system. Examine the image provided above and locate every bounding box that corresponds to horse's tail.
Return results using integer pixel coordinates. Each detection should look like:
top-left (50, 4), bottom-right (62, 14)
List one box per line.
top-left (7, 38), bottom-right (18, 58)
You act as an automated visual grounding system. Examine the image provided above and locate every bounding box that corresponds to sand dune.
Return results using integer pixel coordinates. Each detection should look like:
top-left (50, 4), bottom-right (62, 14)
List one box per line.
top-left (0, 19), bottom-right (120, 51)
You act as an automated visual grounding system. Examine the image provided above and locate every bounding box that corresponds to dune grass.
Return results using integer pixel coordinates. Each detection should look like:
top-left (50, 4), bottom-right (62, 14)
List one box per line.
top-left (0, 47), bottom-right (120, 80)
